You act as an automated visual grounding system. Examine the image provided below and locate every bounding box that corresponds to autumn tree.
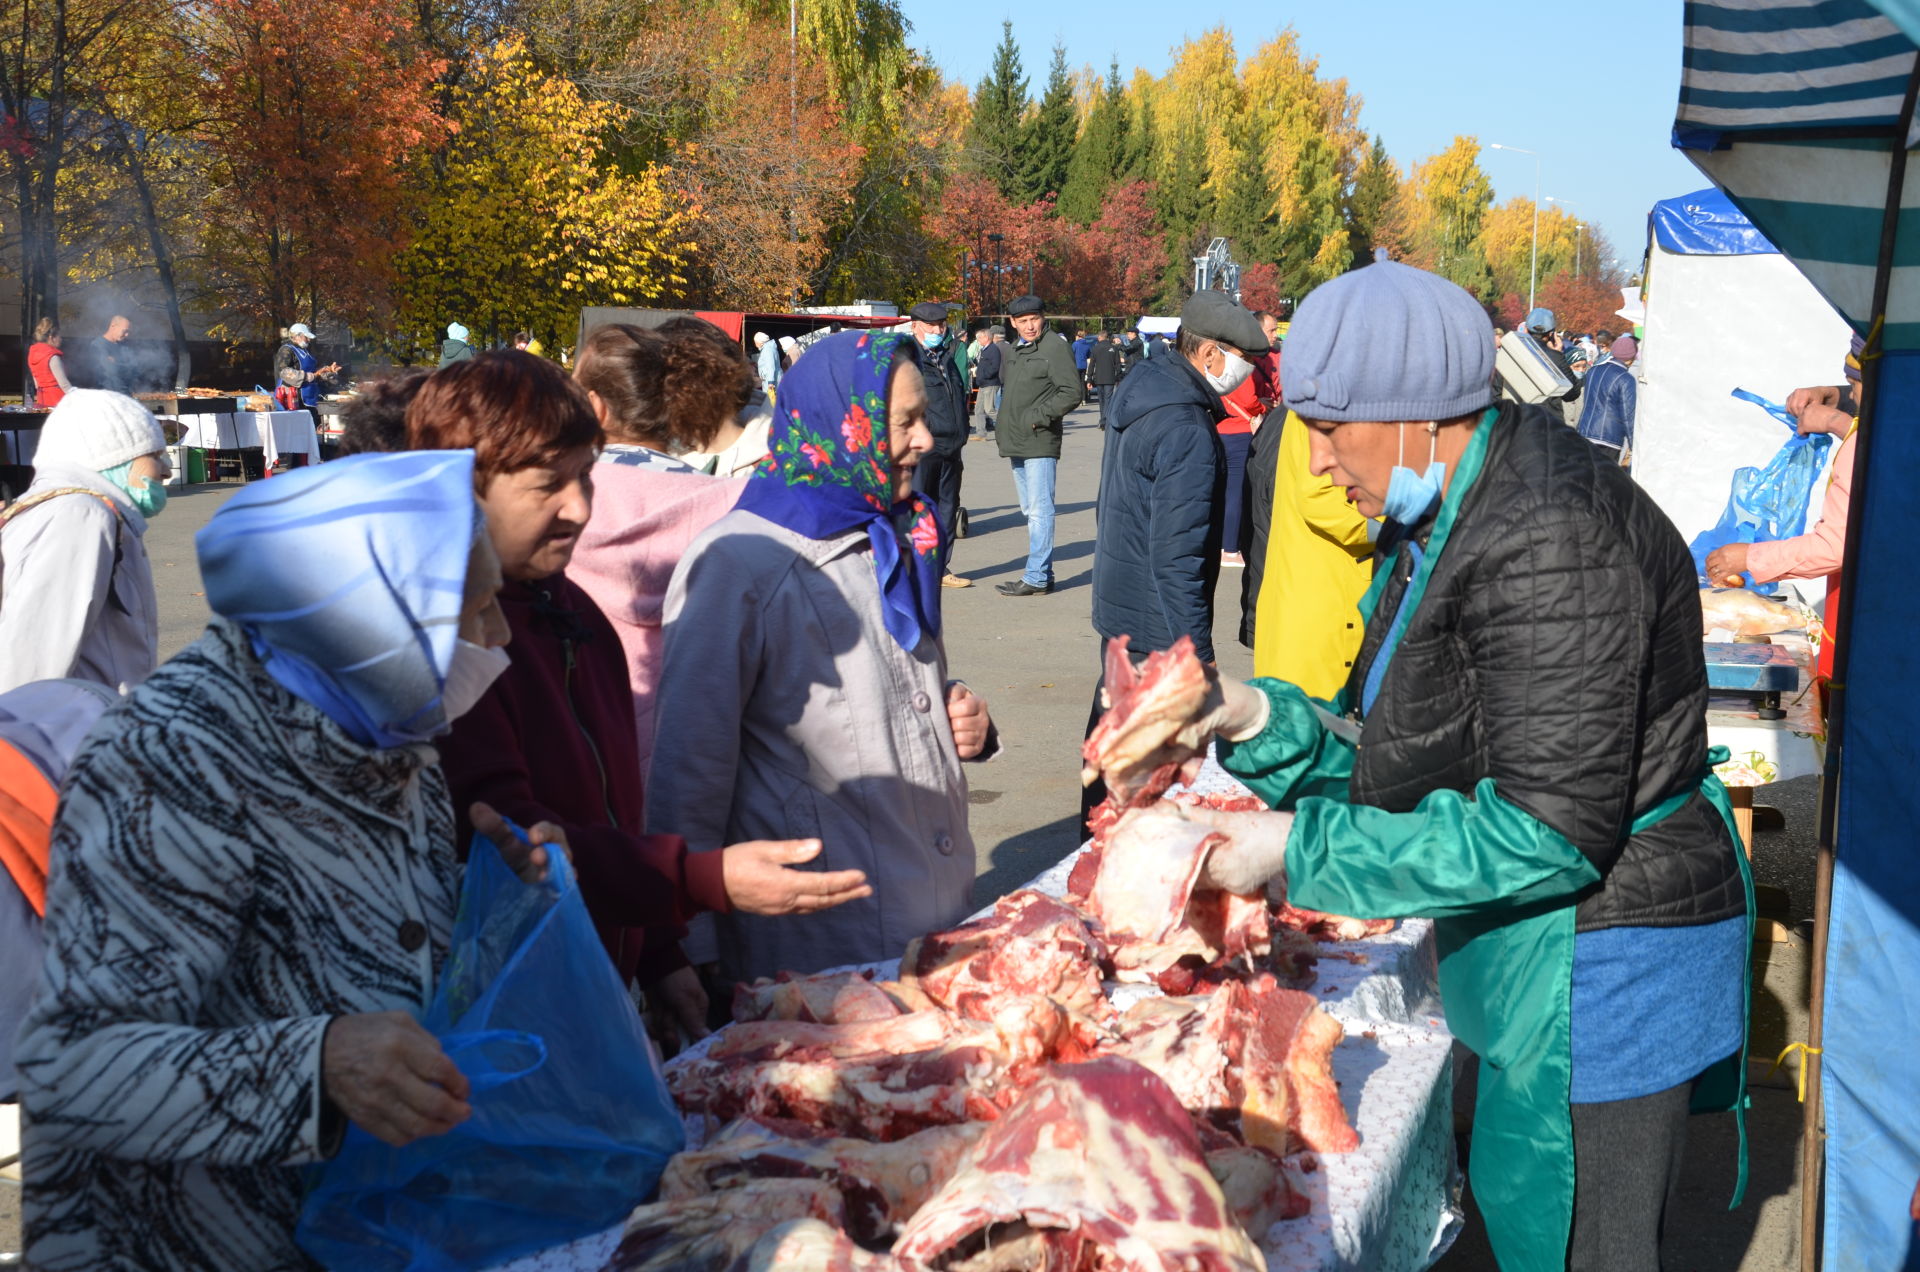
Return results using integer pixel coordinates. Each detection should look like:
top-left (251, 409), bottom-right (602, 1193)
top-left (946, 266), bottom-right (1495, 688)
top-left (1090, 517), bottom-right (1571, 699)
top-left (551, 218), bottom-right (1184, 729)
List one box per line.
top-left (1394, 135), bottom-right (1495, 298)
top-left (967, 21), bottom-right (1029, 199)
top-left (183, 0), bottom-right (447, 336)
top-left (1239, 29), bottom-right (1360, 297)
top-left (393, 38), bottom-right (688, 354)
top-left (1018, 43), bottom-right (1076, 203)
top-left (1346, 134), bottom-right (1399, 267)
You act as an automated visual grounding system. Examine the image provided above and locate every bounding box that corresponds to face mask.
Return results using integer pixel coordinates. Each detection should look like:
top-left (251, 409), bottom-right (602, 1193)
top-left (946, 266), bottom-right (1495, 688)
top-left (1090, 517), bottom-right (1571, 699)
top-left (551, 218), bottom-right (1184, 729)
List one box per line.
top-left (1203, 345), bottom-right (1255, 395)
top-left (918, 330), bottom-right (947, 351)
top-left (127, 472), bottom-right (168, 518)
top-left (1380, 423), bottom-right (1447, 527)
top-left (441, 638), bottom-right (510, 724)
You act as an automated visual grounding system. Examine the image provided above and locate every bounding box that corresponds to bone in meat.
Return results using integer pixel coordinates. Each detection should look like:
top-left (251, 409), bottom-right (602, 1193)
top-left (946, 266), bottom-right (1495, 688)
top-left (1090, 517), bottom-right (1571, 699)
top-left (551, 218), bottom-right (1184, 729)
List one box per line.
top-left (660, 1116), bottom-right (988, 1245)
top-left (704, 1010), bottom-right (955, 1064)
top-left (742, 1220), bottom-right (908, 1271)
top-left (603, 1179), bottom-right (845, 1271)
top-left (732, 970), bottom-right (909, 1025)
top-left (1081, 634), bottom-right (1210, 807)
top-left (1207, 1145), bottom-right (1311, 1232)
top-left (892, 1056), bottom-right (1267, 1272)
top-left (901, 889), bottom-right (1113, 1024)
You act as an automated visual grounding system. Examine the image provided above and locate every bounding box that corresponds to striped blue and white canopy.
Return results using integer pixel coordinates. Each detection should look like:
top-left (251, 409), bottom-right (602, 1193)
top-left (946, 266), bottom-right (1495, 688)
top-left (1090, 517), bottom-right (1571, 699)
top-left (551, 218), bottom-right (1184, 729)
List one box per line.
top-left (1678, 0), bottom-right (1920, 345)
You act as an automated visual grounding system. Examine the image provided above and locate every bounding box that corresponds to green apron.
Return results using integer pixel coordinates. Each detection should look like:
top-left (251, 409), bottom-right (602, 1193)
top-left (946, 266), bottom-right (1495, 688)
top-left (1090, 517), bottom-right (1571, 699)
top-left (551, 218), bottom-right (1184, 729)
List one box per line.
top-left (1219, 411), bottom-right (1754, 1269)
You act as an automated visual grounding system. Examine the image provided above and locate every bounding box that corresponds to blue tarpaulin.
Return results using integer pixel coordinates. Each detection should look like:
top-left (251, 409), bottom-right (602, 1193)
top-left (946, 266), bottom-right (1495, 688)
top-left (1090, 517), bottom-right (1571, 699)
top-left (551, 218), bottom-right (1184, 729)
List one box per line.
top-left (1678, 3), bottom-right (1920, 1267)
top-left (1651, 188), bottom-right (1781, 257)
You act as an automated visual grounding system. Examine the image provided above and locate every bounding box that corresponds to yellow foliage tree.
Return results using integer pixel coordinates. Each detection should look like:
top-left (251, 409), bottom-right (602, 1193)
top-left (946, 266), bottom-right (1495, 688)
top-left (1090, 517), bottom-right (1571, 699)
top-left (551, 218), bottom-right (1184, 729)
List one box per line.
top-left (393, 37), bottom-right (691, 356)
top-left (1393, 135), bottom-right (1495, 298)
top-left (1477, 197), bottom-right (1583, 306)
top-left (1239, 29), bottom-right (1365, 294)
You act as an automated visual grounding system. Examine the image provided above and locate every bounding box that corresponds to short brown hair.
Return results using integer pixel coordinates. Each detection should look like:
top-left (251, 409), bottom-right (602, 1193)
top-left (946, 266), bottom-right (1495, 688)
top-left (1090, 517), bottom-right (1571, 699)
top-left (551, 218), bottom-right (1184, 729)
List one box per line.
top-left (32, 317), bottom-right (57, 343)
top-left (575, 319), bottom-right (754, 453)
top-left (407, 350), bottom-right (601, 488)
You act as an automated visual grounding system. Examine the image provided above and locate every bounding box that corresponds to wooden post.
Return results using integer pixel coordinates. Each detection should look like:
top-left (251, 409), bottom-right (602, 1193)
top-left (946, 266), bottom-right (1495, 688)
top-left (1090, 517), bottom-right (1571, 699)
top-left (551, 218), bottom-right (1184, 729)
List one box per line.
top-left (1730, 784), bottom-right (1755, 857)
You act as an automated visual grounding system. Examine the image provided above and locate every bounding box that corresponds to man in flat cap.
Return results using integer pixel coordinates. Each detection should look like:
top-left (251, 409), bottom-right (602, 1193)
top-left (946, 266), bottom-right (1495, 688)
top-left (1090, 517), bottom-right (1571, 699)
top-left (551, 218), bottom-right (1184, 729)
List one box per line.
top-left (994, 295), bottom-right (1082, 596)
top-left (1080, 289), bottom-right (1268, 829)
top-left (907, 301), bottom-right (973, 587)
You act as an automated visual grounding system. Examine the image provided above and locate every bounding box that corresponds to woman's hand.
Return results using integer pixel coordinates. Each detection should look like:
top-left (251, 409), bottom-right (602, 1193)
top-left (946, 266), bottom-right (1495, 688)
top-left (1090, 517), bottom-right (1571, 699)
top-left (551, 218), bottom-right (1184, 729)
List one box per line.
top-left (721, 838), bottom-right (872, 915)
top-left (1794, 402), bottom-right (1853, 438)
top-left (1184, 807), bottom-right (1296, 896)
top-left (1704, 542), bottom-right (1751, 588)
top-left (1786, 384), bottom-right (1842, 416)
top-left (322, 1011), bottom-right (471, 1148)
top-left (947, 683), bottom-right (992, 759)
top-left (470, 802), bottom-right (570, 884)
top-left (644, 965), bottom-right (712, 1056)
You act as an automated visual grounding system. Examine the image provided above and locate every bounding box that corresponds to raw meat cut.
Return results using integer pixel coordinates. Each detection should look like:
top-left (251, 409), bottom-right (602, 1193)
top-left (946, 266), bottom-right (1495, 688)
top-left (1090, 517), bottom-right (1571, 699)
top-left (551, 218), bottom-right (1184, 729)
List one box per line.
top-left (668, 1025), bottom-right (1014, 1142)
top-left (1699, 587), bottom-right (1813, 641)
top-left (741, 1220), bottom-right (907, 1271)
top-left (660, 1116), bottom-right (987, 1244)
top-left (892, 1056), bottom-right (1266, 1272)
top-left (733, 970), bottom-right (909, 1025)
top-left (604, 1178), bottom-right (845, 1270)
top-left (1206, 1145), bottom-right (1310, 1232)
top-left (705, 1010), bottom-right (954, 1063)
top-left (1105, 978), bottom-right (1359, 1157)
top-left (1273, 903), bottom-right (1397, 944)
top-left (901, 889), bottom-right (1112, 1024)
top-left (1081, 635), bottom-right (1211, 813)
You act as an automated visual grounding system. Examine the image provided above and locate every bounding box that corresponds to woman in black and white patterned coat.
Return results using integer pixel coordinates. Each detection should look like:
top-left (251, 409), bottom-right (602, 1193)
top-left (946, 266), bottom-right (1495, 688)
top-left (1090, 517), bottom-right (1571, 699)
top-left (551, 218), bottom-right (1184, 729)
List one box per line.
top-left (14, 450), bottom-right (563, 1271)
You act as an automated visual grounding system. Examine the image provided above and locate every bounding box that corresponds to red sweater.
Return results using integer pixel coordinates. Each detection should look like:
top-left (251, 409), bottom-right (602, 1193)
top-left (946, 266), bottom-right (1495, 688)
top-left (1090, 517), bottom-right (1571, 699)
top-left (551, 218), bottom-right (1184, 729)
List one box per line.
top-left (438, 575), bottom-right (730, 983)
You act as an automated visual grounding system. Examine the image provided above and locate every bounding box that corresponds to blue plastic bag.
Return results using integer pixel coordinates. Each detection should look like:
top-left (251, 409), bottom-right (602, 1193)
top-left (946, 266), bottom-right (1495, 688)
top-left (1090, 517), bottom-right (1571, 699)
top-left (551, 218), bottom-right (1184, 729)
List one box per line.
top-left (295, 828), bottom-right (683, 1271)
top-left (1689, 389), bottom-right (1835, 590)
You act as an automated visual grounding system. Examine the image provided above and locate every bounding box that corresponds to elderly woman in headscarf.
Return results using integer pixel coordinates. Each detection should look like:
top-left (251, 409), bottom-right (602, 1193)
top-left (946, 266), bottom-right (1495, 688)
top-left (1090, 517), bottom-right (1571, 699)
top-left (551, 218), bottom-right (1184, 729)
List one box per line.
top-left (13, 451), bottom-right (562, 1271)
top-left (648, 330), bottom-right (998, 985)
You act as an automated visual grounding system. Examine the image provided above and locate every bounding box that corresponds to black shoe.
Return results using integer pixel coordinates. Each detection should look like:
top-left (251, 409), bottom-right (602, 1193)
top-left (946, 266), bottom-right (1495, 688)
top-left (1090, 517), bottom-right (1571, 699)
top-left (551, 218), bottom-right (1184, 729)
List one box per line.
top-left (996, 579), bottom-right (1054, 596)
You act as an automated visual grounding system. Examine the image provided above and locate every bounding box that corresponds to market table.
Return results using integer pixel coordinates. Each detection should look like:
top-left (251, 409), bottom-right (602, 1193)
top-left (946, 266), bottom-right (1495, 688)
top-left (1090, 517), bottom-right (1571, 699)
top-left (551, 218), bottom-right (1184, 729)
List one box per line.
top-left (169, 410), bottom-right (321, 469)
top-left (1706, 633), bottom-right (1823, 850)
top-left (496, 757), bottom-right (1462, 1272)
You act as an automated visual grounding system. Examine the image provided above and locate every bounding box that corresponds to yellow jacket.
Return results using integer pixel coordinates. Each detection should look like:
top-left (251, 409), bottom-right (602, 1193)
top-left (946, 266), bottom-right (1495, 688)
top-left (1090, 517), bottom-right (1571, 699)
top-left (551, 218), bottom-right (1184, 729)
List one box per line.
top-left (1252, 413), bottom-right (1376, 699)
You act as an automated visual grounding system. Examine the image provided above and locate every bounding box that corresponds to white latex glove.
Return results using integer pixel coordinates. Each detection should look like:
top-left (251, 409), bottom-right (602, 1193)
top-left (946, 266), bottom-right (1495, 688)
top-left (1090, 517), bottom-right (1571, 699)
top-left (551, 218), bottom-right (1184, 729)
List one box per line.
top-left (1183, 806), bottom-right (1296, 896)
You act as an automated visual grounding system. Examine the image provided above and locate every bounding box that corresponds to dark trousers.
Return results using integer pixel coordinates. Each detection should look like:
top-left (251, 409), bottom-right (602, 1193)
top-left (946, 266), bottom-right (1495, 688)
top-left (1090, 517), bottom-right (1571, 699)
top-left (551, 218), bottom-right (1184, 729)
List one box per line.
top-left (1567, 1079), bottom-right (1694, 1271)
top-left (913, 445), bottom-right (964, 566)
top-left (1238, 416), bottom-right (1284, 649)
top-left (1218, 430), bottom-right (1251, 557)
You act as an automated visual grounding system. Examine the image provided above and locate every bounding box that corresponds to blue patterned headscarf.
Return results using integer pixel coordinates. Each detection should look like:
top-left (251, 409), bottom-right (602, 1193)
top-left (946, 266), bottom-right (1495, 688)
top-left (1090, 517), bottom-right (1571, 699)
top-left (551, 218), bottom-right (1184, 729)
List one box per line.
top-left (196, 451), bottom-right (481, 749)
top-left (736, 329), bottom-right (943, 652)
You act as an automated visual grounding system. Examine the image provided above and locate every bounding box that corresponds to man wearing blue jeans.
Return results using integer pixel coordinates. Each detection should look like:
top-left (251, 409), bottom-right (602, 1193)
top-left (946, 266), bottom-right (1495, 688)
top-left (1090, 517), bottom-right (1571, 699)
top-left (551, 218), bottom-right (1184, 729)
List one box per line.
top-left (994, 295), bottom-right (1082, 596)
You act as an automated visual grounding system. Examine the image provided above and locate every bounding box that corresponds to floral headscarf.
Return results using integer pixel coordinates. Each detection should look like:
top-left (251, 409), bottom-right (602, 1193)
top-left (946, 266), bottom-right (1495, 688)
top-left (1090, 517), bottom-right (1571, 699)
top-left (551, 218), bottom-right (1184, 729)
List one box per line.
top-left (735, 329), bottom-right (942, 652)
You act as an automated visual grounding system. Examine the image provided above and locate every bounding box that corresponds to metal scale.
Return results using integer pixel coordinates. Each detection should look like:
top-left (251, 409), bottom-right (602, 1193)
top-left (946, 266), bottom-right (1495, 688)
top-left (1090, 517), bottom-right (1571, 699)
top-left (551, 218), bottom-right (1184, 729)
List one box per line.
top-left (1703, 642), bottom-right (1801, 720)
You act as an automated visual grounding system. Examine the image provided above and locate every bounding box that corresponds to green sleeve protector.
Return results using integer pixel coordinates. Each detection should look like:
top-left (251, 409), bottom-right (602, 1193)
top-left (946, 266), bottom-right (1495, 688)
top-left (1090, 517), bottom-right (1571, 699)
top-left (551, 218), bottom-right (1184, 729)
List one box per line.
top-left (1216, 679), bottom-right (1356, 810)
top-left (1286, 777), bottom-right (1603, 921)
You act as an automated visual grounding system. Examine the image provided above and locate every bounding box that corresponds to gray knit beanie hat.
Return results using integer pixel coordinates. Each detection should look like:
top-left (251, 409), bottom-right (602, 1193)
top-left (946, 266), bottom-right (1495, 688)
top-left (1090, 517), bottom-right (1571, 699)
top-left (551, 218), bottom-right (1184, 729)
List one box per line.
top-left (1281, 260), bottom-right (1496, 423)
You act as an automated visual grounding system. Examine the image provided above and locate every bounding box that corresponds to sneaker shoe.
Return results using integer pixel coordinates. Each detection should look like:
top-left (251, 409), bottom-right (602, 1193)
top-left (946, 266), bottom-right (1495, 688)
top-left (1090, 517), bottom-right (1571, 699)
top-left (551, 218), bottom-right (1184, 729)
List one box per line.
top-left (995, 579), bottom-right (1054, 596)
top-left (941, 572), bottom-right (973, 589)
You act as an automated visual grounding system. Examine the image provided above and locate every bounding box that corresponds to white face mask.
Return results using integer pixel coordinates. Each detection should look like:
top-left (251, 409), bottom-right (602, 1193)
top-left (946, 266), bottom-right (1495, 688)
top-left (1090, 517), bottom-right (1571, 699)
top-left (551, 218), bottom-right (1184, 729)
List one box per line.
top-left (441, 638), bottom-right (511, 724)
top-left (1203, 345), bottom-right (1255, 395)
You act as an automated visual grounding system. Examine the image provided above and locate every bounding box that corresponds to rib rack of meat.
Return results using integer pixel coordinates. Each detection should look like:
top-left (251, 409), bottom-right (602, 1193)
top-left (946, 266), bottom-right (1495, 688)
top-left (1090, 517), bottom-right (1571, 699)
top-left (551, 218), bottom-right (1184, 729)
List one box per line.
top-left (900, 889), bottom-right (1113, 1024)
top-left (893, 1057), bottom-right (1267, 1272)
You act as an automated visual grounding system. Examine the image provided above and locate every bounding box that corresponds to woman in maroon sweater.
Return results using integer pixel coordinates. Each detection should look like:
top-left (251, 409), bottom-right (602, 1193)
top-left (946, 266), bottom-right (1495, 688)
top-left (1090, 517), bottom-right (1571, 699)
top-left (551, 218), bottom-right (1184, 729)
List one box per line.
top-left (409, 352), bottom-right (870, 1044)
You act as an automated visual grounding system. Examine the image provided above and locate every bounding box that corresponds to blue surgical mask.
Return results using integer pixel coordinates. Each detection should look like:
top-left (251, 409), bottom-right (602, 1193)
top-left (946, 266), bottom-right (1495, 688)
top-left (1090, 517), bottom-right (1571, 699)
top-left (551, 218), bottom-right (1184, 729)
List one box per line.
top-left (1380, 422), bottom-right (1445, 527)
top-left (918, 330), bottom-right (947, 351)
top-left (128, 472), bottom-right (168, 518)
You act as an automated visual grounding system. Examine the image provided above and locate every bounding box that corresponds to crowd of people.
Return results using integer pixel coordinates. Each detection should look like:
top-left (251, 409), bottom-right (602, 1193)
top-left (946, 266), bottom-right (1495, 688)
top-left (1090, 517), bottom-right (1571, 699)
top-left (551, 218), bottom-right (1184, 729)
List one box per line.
top-left (0, 249), bottom-right (1868, 1270)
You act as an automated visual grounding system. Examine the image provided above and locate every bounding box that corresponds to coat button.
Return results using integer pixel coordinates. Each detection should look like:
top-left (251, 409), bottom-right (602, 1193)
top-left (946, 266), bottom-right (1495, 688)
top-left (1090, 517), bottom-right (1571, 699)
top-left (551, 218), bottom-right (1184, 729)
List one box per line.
top-left (935, 833), bottom-right (955, 856)
top-left (397, 919), bottom-right (427, 952)
top-left (912, 691), bottom-right (932, 713)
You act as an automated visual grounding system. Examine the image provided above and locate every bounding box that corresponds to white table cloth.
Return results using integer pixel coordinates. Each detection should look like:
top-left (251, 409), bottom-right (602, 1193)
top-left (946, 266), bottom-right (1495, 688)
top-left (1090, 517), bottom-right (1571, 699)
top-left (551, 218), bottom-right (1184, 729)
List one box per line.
top-left (170, 411), bottom-right (321, 467)
top-left (498, 756), bottom-right (1461, 1272)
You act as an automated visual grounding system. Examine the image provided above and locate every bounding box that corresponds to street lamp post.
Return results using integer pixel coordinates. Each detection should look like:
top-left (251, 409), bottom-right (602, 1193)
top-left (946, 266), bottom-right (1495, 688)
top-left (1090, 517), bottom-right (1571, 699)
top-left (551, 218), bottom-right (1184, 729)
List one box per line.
top-left (1490, 143), bottom-right (1541, 312)
top-left (988, 233), bottom-right (1005, 314)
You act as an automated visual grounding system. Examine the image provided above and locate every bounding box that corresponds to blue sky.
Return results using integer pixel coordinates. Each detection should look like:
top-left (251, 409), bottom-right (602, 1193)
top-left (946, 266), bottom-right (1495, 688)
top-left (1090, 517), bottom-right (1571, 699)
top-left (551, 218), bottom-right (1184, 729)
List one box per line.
top-left (896, 0), bottom-right (1705, 270)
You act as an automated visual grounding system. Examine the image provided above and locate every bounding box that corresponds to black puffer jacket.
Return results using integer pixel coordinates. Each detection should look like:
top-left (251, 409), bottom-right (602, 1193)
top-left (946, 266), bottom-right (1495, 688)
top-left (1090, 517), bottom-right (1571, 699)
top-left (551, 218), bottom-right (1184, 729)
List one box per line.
top-left (1346, 402), bottom-right (1744, 932)
top-left (1091, 352), bottom-right (1226, 662)
top-left (919, 342), bottom-right (970, 456)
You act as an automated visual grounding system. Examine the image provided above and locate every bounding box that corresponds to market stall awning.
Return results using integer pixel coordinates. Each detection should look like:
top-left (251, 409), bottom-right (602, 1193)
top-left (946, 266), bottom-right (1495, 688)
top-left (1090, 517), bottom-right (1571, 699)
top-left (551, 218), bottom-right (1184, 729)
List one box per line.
top-left (1677, 6), bottom-right (1920, 1269)
top-left (1678, 0), bottom-right (1920, 343)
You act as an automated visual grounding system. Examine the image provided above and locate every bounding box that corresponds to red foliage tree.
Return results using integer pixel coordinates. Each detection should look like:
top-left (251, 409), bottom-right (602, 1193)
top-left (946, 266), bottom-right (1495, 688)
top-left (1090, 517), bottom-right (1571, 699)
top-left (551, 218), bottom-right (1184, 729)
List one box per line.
top-left (188, 0), bottom-right (448, 332)
top-left (1535, 271), bottom-right (1628, 337)
top-left (1238, 263), bottom-right (1284, 316)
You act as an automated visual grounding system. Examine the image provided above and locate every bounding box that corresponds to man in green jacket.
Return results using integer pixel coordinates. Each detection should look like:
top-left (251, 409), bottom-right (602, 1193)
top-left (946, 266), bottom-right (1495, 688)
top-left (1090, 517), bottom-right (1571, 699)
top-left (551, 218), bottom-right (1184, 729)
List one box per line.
top-left (994, 294), bottom-right (1082, 596)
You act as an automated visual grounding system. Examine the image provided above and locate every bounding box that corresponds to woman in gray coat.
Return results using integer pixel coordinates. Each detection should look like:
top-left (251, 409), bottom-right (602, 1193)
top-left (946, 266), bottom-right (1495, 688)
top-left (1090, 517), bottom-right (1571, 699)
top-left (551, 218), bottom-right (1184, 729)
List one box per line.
top-left (648, 330), bottom-right (996, 985)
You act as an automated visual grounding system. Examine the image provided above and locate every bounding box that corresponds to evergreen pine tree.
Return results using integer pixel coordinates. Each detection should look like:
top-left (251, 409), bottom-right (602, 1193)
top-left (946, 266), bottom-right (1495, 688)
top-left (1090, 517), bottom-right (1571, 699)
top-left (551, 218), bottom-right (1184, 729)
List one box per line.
top-left (1346, 134), bottom-right (1400, 268)
top-left (1016, 42), bottom-right (1077, 203)
top-left (967, 21), bottom-right (1029, 199)
top-left (1213, 114), bottom-right (1281, 268)
top-left (1057, 58), bottom-right (1125, 224)
top-left (1118, 80), bottom-right (1154, 182)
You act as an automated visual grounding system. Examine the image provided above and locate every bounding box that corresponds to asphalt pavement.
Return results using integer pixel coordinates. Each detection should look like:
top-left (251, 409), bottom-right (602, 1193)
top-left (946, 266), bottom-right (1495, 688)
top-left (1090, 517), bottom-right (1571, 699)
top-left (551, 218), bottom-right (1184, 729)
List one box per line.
top-left (73, 397), bottom-right (1810, 1268)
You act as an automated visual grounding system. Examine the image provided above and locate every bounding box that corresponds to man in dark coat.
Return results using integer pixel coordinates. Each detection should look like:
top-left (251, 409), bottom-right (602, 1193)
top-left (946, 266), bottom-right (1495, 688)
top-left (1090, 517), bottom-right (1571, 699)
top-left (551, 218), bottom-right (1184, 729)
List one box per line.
top-left (1088, 334), bottom-right (1126, 425)
top-left (906, 301), bottom-right (973, 588)
top-left (994, 296), bottom-right (1082, 596)
top-left (971, 327), bottom-right (1003, 437)
top-left (1082, 290), bottom-right (1267, 827)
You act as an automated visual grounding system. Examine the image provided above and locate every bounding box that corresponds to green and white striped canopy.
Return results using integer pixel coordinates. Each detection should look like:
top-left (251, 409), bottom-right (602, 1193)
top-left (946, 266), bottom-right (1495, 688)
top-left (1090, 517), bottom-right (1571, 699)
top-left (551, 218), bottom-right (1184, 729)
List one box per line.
top-left (1679, 0), bottom-right (1920, 346)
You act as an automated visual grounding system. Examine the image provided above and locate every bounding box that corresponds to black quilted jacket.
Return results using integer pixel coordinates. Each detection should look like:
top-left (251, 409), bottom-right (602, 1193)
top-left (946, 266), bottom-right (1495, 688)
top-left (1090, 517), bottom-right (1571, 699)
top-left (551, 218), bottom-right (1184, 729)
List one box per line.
top-left (1345, 402), bottom-right (1745, 932)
